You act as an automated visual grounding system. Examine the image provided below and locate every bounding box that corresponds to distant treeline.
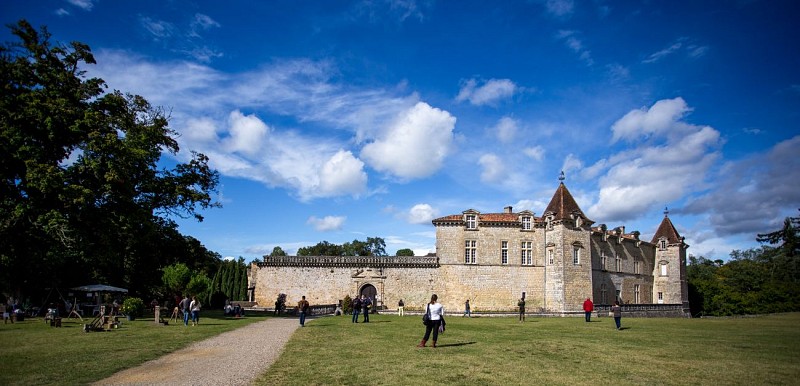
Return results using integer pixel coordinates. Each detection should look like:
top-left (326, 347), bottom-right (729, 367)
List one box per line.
top-left (688, 213), bottom-right (799, 316)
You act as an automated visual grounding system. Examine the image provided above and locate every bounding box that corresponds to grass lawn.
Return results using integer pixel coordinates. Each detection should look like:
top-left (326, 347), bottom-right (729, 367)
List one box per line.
top-left (257, 312), bottom-right (800, 386)
top-left (2, 311), bottom-right (798, 385)
top-left (0, 310), bottom-right (271, 385)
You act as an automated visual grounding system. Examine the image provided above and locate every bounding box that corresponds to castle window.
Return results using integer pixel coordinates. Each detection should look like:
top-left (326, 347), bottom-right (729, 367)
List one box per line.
top-left (634, 284), bottom-right (640, 303)
top-left (521, 241), bottom-right (532, 265)
top-left (615, 255), bottom-right (622, 272)
top-left (501, 241), bottom-right (508, 265)
top-left (616, 289), bottom-right (622, 303)
top-left (547, 249), bottom-right (554, 265)
top-left (660, 262), bottom-right (668, 276)
top-left (657, 291), bottom-right (663, 304)
top-left (601, 251), bottom-right (607, 270)
top-left (465, 240), bottom-right (476, 264)
top-left (634, 261), bottom-right (640, 275)
top-left (660, 239), bottom-right (667, 250)
top-left (522, 216), bottom-right (532, 230)
top-left (466, 214), bottom-right (477, 230)
top-left (600, 284), bottom-right (607, 304)
top-left (572, 247), bottom-right (580, 265)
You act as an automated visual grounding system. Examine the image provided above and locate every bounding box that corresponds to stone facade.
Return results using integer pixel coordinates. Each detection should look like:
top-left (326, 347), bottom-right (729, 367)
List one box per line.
top-left (250, 182), bottom-right (690, 316)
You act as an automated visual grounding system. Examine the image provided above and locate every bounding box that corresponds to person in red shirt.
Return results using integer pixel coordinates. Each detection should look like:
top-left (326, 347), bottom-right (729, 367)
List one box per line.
top-left (583, 298), bottom-right (594, 322)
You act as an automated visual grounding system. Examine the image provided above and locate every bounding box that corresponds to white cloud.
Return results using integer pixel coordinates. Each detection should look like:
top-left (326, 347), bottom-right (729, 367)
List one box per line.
top-left (140, 17), bottom-right (176, 39)
top-left (224, 110), bottom-right (269, 155)
top-left (523, 146), bottom-right (545, 161)
top-left (55, 8), bottom-right (70, 16)
top-left (307, 215), bottom-right (346, 231)
top-left (588, 98), bottom-right (723, 222)
top-left (492, 117), bottom-right (518, 143)
top-left (643, 38), bottom-right (708, 63)
top-left (91, 52), bottom-right (453, 199)
top-left (556, 30), bottom-right (593, 65)
top-left (682, 135), bottom-right (800, 237)
top-left (478, 153), bottom-right (505, 183)
top-left (407, 204), bottom-right (438, 224)
top-left (318, 150), bottom-right (368, 198)
top-left (561, 153), bottom-right (583, 176)
top-left (456, 78), bottom-right (518, 106)
top-left (192, 13), bottom-right (221, 30)
top-left (361, 102), bottom-right (456, 179)
top-left (611, 97), bottom-right (692, 142)
top-left (67, 0), bottom-right (94, 11)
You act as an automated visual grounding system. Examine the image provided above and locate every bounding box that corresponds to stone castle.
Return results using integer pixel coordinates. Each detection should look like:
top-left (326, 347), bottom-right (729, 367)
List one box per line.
top-left (249, 180), bottom-right (690, 316)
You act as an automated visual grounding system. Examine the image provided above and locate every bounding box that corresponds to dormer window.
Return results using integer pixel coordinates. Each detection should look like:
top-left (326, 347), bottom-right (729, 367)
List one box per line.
top-left (575, 216), bottom-right (582, 227)
top-left (521, 216), bottom-right (532, 230)
top-left (660, 239), bottom-right (667, 250)
top-left (466, 214), bottom-right (477, 230)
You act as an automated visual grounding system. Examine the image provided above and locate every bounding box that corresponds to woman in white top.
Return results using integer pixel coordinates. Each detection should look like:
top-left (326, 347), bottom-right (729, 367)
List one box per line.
top-left (190, 296), bottom-right (201, 326)
top-left (417, 294), bottom-right (444, 348)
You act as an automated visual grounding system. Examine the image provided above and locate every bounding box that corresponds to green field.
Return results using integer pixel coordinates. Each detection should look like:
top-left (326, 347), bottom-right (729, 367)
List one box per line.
top-left (257, 313), bottom-right (800, 386)
top-left (1, 312), bottom-right (798, 385)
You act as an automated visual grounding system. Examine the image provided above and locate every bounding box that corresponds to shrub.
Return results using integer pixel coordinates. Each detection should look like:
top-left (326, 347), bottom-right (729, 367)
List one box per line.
top-left (121, 297), bottom-right (145, 317)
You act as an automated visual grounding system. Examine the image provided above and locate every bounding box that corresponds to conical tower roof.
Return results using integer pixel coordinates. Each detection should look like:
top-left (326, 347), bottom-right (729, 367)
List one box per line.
top-left (651, 211), bottom-right (682, 244)
top-left (543, 182), bottom-right (591, 223)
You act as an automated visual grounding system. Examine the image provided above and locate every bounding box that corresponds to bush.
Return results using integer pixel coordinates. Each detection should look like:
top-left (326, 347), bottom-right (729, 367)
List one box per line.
top-left (121, 297), bottom-right (145, 317)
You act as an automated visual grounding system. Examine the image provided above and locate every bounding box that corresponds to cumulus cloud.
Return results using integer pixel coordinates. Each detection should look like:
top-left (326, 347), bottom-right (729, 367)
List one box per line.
top-left (360, 102), bottom-right (456, 179)
top-left (492, 117), bottom-right (518, 143)
top-left (682, 135), bottom-right (800, 237)
top-left (478, 154), bottom-right (506, 183)
top-left (91, 52), bottom-right (454, 200)
top-left (524, 146), bottom-right (545, 161)
top-left (611, 97), bottom-right (692, 142)
top-left (307, 215), bottom-right (346, 231)
top-left (456, 78), bottom-right (518, 106)
top-left (587, 98), bottom-right (723, 222)
top-left (407, 204), bottom-right (438, 224)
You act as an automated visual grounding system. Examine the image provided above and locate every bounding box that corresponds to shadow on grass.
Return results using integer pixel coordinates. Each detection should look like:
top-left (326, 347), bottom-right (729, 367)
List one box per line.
top-left (436, 341), bottom-right (477, 348)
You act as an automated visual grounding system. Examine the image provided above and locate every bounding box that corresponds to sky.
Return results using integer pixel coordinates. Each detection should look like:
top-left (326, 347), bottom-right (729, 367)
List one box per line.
top-left (4, 0), bottom-right (799, 262)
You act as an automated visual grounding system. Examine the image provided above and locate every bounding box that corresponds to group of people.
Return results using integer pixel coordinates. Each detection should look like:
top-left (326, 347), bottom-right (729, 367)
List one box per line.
top-left (351, 294), bottom-right (373, 323)
top-left (178, 295), bottom-right (201, 326)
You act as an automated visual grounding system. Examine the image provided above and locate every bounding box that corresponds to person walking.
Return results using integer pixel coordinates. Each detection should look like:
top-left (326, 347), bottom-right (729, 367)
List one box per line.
top-left (190, 296), bottom-right (201, 326)
top-left (351, 295), bottom-right (361, 323)
top-left (398, 299), bottom-right (404, 317)
top-left (1, 302), bottom-right (9, 324)
top-left (361, 295), bottom-right (371, 323)
top-left (297, 296), bottom-right (310, 327)
top-left (583, 298), bottom-right (594, 322)
top-left (417, 294), bottom-right (444, 348)
top-left (463, 299), bottom-right (471, 317)
top-left (518, 298), bottom-right (526, 322)
top-left (180, 294), bottom-right (191, 326)
top-left (611, 300), bottom-right (622, 330)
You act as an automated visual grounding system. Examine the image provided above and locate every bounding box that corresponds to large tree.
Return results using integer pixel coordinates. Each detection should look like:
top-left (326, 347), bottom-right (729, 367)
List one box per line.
top-left (0, 21), bottom-right (219, 299)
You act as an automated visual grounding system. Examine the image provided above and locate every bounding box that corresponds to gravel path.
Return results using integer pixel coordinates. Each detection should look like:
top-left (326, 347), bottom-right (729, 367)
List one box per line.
top-left (93, 317), bottom-right (301, 386)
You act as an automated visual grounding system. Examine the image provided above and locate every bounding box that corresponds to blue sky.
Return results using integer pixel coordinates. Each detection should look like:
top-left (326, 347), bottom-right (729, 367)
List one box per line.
top-left (4, 0), bottom-right (799, 262)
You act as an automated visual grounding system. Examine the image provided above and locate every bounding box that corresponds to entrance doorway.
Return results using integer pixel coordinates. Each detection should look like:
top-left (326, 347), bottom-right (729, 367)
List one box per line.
top-left (360, 284), bottom-right (377, 312)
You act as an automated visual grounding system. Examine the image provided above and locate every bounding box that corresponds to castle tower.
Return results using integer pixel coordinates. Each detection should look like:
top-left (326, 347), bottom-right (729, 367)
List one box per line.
top-left (651, 208), bottom-right (689, 310)
top-left (541, 174), bottom-right (594, 313)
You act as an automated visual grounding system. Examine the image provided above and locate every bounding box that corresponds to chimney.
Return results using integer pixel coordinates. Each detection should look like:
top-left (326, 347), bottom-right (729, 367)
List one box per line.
top-left (504, 206), bottom-right (513, 214)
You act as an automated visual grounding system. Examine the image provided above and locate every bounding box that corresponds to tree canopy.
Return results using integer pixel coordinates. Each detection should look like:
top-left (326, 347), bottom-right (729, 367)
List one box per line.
top-left (688, 212), bottom-right (800, 316)
top-left (296, 237), bottom-right (387, 256)
top-left (0, 21), bottom-right (220, 300)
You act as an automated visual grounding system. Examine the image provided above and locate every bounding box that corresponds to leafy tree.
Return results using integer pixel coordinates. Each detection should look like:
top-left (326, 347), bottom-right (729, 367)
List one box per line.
top-left (269, 246), bottom-right (287, 256)
top-left (297, 241), bottom-right (344, 256)
top-left (396, 248), bottom-right (415, 256)
top-left (186, 272), bottom-right (211, 300)
top-left (0, 21), bottom-right (220, 298)
top-left (161, 263), bottom-right (193, 295)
